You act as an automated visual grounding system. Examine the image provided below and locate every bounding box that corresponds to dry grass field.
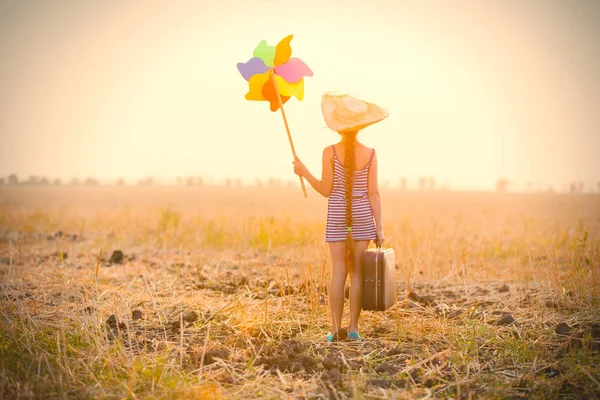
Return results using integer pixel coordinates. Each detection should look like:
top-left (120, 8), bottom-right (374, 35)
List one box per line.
top-left (1, 186), bottom-right (599, 399)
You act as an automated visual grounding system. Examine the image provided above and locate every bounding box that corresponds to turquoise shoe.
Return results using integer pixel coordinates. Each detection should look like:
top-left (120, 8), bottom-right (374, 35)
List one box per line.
top-left (347, 331), bottom-right (362, 341)
top-left (326, 333), bottom-right (335, 342)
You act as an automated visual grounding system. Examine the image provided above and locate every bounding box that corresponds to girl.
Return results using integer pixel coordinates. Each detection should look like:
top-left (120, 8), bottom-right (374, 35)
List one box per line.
top-left (293, 92), bottom-right (388, 342)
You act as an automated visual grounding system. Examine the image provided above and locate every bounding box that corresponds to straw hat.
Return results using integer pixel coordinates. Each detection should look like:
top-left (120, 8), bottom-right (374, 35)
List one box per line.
top-left (321, 92), bottom-right (389, 133)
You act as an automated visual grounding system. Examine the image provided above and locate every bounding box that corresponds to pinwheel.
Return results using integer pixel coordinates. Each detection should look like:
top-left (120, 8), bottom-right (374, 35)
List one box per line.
top-left (237, 34), bottom-right (313, 197)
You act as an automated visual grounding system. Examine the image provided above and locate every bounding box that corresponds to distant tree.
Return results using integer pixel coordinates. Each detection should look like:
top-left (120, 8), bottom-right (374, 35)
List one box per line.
top-left (26, 175), bottom-right (39, 185)
top-left (39, 177), bottom-right (50, 185)
top-left (138, 177), bottom-right (153, 186)
top-left (496, 179), bottom-right (509, 193)
top-left (399, 178), bottom-right (407, 191)
top-left (428, 177), bottom-right (435, 191)
top-left (0, 178), bottom-right (4, 185)
top-left (419, 177), bottom-right (427, 191)
top-left (527, 182), bottom-right (533, 193)
top-left (185, 177), bottom-right (196, 186)
top-left (176, 176), bottom-right (183, 186)
top-left (52, 179), bottom-right (61, 186)
top-left (235, 179), bottom-right (243, 187)
top-left (197, 177), bottom-right (204, 186)
top-left (117, 178), bottom-right (125, 186)
top-left (225, 178), bottom-right (232, 187)
top-left (70, 177), bottom-right (80, 186)
top-left (84, 177), bottom-right (99, 186)
top-left (255, 178), bottom-right (263, 187)
top-left (8, 174), bottom-right (18, 185)
top-left (569, 182), bottom-right (583, 194)
top-left (268, 178), bottom-right (282, 188)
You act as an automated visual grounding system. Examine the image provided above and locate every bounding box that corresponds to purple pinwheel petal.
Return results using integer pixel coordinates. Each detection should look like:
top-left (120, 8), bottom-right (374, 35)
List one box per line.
top-left (237, 57), bottom-right (270, 81)
top-left (274, 58), bottom-right (313, 84)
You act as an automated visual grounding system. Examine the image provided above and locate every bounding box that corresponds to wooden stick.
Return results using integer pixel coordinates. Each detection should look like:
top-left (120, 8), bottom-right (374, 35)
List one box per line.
top-left (269, 69), bottom-right (308, 198)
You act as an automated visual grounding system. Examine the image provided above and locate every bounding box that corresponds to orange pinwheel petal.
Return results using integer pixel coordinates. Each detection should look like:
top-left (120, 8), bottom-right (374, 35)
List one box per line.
top-left (244, 72), bottom-right (270, 101)
top-left (273, 34), bottom-right (293, 67)
top-left (262, 77), bottom-right (290, 112)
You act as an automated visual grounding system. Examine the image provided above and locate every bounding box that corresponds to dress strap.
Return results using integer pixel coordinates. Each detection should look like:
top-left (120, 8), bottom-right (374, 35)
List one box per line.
top-left (367, 149), bottom-right (375, 167)
top-left (331, 145), bottom-right (337, 159)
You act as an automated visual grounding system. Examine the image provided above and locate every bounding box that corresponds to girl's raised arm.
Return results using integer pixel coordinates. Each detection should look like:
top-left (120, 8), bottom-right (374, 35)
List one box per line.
top-left (293, 146), bottom-right (334, 197)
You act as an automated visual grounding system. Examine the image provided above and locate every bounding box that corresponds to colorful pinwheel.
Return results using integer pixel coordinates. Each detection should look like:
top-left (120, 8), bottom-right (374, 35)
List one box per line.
top-left (237, 34), bottom-right (313, 197)
top-left (237, 34), bottom-right (313, 112)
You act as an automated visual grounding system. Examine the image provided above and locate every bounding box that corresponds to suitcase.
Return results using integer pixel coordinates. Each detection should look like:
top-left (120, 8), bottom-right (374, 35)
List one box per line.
top-left (361, 246), bottom-right (397, 311)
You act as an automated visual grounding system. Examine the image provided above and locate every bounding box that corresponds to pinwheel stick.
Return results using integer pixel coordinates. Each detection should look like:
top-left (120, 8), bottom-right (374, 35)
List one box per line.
top-left (269, 69), bottom-right (308, 198)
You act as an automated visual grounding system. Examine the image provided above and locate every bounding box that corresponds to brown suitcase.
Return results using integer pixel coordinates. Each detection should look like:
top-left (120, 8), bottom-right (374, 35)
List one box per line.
top-left (361, 246), bottom-right (397, 311)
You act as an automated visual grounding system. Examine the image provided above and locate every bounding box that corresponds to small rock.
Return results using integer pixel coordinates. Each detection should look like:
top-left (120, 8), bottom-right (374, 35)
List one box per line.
top-left (106, 314), bottom-right (126, 333)
top-left (132, 310), bottom-right (143, 320)
top-left (407, 291), bottom-right (435, 305)
top-left (321, 367), bottom-right (343, 386)
top-left (384, 347), bottom-right (403, 357)
top-left (106, 314), bottom-right (118, 329)
top-left (556, 322), bottom-right (571, 336)
top-left (183, 311), bottom-right (198, 323)
top-left (493, 314), bottom-right (516, 326)
top-left (367, 379), bottom-right (391, 388)
top-left (407, 291), bottom-right (420, 302)
top-left (109, 250), bottom-right (124, 264)
top-left (204, 348), bottom-right (231, 365)
top-left (498, 283), bottom-right (509, 293)
top-left (375, 362), bottom-right (400, 375)
top-left (83, 305), bottom-right (96, 314)
top-left (418, 295), bottom-right (436, 305)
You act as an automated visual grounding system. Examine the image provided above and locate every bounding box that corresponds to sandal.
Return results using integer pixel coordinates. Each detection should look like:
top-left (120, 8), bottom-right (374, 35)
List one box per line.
top-left (326, 332), bottom-right (339, 342)
top-left (347, 331), bottom-right (362, 341)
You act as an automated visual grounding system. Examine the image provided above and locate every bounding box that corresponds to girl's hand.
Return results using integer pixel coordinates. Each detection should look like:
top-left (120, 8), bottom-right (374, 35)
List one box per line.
top-left (376, 229), bottom-right (385, 246)
top-left (293, 159), bottom-right (308, 177)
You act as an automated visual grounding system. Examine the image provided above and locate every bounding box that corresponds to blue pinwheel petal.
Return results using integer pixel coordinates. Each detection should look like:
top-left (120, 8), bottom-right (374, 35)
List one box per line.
top-left (237, 57), bottom-right (270, 81)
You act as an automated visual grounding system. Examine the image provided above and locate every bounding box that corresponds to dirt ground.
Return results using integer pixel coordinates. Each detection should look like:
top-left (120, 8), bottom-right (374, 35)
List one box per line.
top-left (1, 186), bottom-right (599, 399)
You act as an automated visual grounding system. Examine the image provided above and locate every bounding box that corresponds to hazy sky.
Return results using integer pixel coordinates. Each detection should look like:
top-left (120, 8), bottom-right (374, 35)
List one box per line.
top-left (1, 0), bottom-right (599, 190)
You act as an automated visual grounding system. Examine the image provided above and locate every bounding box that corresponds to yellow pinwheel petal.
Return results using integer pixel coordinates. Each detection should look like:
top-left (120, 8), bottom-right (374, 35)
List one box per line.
top-left (274, 75), bottom-right (304, 100)
top-left (274, 34), bottom-right (293, 67)
top-left (245, 72), bottom-right (270, 101)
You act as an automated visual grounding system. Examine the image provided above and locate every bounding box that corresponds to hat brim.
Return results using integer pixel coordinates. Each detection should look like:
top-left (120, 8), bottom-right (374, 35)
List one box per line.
top-left (322, 92), bottom-right (389, 133)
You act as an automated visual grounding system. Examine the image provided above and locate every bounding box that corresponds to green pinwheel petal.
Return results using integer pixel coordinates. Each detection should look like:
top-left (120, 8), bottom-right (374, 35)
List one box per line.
top-left (253, 40), bottom-right (276, 67)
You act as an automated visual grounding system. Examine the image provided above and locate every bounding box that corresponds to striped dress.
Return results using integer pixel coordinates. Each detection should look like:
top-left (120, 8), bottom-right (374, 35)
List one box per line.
top-left (325, 145), bottom-right (377, 242)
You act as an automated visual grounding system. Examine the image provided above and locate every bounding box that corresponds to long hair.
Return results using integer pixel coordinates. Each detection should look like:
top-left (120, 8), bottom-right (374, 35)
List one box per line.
top-left (343, 131), bottom-right (358, 267)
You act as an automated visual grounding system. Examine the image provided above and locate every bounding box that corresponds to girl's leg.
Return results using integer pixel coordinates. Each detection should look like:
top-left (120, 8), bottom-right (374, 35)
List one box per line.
top-left (348, 240), bottom-right (370, 333)
top-left (328, 241), bottom-right (347, 334)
